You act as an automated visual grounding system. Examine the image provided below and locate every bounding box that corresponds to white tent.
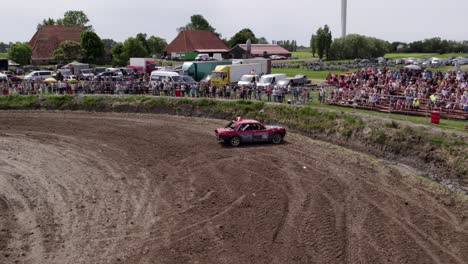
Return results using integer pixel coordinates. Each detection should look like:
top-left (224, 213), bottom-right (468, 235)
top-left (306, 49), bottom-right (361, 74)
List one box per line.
top-left (63, 61), bottom-right (90, 74)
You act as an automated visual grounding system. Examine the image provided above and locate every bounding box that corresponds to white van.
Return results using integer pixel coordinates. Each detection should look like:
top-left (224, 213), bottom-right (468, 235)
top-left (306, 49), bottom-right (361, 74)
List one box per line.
top-left (256, 74), bottom-right (287, 88)
top-left (237, 74), bottom-right (259, 86)
top-left (24, 70), bottom-right (53, 81)
top-left (150, 71), bottom-right (183, 87)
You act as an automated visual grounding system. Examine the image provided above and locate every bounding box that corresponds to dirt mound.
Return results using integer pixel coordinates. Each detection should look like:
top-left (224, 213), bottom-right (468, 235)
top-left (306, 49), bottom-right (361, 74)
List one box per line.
top-left (0, 112), bottom-right (466, 264)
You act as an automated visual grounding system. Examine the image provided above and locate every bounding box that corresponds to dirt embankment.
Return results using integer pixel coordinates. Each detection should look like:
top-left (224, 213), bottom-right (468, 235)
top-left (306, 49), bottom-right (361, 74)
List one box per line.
top-left (0, 112), bottom-right (467, 264)
top-left (0, 95), bottom-right (466, 193)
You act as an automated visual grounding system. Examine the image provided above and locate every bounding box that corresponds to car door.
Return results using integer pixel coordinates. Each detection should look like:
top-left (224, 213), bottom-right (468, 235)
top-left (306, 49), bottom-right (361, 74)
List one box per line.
top-left (253, 124), bottom-right (270, 142)
top-left (238, 123), bottom-right (254, 142)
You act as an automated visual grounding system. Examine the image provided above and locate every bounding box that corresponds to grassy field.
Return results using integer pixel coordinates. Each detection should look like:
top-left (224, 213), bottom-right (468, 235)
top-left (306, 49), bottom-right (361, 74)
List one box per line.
top-left (0, 53), bottom-right (7, 59)
top-left (385, 53), bottom-right (468, 59)
top-left (291, 51), bottom-right (316, 59)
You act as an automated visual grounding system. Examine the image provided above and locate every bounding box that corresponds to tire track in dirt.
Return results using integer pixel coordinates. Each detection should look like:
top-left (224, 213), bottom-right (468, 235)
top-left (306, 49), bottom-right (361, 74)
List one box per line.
top-left (0, 111), bottom-right (466, 264)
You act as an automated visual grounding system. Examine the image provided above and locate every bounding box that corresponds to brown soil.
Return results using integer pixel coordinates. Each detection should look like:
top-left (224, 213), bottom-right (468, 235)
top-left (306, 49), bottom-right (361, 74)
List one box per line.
top-left (0, 111), bottom-right (466, 264)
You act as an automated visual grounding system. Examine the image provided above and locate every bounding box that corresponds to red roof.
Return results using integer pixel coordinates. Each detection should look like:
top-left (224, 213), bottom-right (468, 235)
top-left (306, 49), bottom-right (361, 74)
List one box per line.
top-left (165, 30), bottom-right (228, 53)
top-left (29, 25), bottom-right (83, 61)
top-left (237, 44), bottom-right (291, 56)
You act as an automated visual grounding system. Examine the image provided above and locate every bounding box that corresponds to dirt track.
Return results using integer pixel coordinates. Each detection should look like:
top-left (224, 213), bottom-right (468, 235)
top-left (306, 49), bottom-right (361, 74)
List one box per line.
top-left (0, 111), bottom-right (466, 264)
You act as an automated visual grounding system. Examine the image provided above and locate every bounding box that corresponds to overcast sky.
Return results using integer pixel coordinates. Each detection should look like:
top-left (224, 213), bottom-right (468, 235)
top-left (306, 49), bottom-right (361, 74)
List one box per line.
top-left (1, 0), bottom-right (467, 46)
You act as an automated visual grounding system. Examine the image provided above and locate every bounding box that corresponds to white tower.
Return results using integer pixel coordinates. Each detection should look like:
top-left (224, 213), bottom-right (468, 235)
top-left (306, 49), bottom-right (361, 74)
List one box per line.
top-left (341, 0), bottom-right (347, 38)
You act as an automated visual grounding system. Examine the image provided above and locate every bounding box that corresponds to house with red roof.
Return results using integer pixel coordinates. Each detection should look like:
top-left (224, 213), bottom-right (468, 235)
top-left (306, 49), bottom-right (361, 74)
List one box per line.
top-left (229, 44), bottom-right (291, 59)
top-left (164, 30), bottom-right (229, 60)
top-left (29, 25), bottom-right (83, 64)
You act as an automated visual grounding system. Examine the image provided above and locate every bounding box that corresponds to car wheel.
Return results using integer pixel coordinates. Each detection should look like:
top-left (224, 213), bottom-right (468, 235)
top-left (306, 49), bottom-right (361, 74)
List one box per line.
top-left (272, 134), bottom-right (283, 144)
top-left (230, 136), bottom-right (241, 147)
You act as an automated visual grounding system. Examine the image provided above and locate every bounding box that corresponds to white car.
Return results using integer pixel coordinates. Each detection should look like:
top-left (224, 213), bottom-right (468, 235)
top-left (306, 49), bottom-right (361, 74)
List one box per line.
top-left (65, 76), bottom-right (78, 83)
top-left (24, 70), bottom-right (53, 81)
top-left (79, 69), bottom-right (94, 80)
top-left (0, 73), bottom-right (7, 82)
top-left (195, 54), bottom-right (210, 61)
top-left (237, 74), bottom-right (259, 86)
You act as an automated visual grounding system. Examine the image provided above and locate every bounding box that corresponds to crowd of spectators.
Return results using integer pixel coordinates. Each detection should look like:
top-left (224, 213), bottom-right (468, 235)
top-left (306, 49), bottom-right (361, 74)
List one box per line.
top-left (326, 68), bottom-right (468, 114)
top-left (0, 78), bottom-right (312, 104)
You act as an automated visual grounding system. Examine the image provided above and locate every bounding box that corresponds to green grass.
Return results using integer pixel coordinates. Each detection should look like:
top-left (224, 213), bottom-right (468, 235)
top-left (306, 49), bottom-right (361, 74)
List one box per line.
top-left (385, 53), bottom-right (468, 59)
top-left (291, 51), bottom-right (316, 59)
top-left (0, 53), bottom-right (7, 59)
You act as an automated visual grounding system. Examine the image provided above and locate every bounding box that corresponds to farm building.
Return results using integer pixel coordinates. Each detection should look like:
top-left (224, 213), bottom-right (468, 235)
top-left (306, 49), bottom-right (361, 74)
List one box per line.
top-left (229, 44), bottom-right (291, 59)
top-left (29, 25), bottom-right (83, 64)
top-left (164, 30), bottom-right (229, 60)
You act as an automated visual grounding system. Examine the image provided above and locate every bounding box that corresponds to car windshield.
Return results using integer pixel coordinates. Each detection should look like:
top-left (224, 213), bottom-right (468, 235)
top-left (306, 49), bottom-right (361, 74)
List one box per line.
top-left (240, 76), bottom-right (254, 82)
top-left (225, 122), bottom-right (237, 130)
top-left (259, 76), bottom-right (273, 84)
top-left (212, 72), bottom-right (225, 79)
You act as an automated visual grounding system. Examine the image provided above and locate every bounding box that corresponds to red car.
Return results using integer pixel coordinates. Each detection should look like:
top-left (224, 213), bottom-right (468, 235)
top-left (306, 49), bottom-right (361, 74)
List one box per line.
top-left (215, 117), bottom-right (286, 147)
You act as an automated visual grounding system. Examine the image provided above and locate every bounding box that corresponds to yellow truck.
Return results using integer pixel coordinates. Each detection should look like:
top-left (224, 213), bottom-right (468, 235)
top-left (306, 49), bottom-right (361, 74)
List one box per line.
top-left (211, 63), bottom-right (263, 87)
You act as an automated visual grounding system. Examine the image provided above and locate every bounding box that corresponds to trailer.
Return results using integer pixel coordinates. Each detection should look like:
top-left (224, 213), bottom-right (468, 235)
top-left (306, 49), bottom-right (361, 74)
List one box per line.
top-left (0, 59), bottom-right (8, 72)
top-left (211, 63), bottom-right (263, 87)
top-left (129, 58), bottom-right (157, 74)
top-left (181, 61), bottom-right (231, 82)
top-left (232, 58), bottom-right (271, 74)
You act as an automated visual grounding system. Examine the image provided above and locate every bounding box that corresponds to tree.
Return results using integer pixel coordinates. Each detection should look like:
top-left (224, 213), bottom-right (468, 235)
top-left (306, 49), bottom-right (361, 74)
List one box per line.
top-left (136, 33), bottom-right (150, 56)
top-left (111, 43), bottom-right (126, 66)
top-left (37, 18), bottom-right (56, 29)
top-left (123, 38), bottom-right (147, 58)
top-left (314, 25), bottom-right (333, 60)
top-left (257, 37), bottom-right (269, 44)
top-left (0, 42), bottom-right (9, 53)
top-left (80, 31), bottom-right (104, 63)
top-left (147, 36), bottom-right (167, 56)
top-left (102, 39), bottom-right (117, 51)
top-left (7, 43), bottom-right (32, 65)
top-left (323, 25), bottom-right (332, 59)
top-left (328, 34), bottom-right (391, 60)
top-left (61, 10), bottom-right (91, 29)
top-left (54, 41), bottom-right (84, 61)
top-left (178, 14), bottom-right (220, 37)
top-left (228, 28), bottom-right (258, 48)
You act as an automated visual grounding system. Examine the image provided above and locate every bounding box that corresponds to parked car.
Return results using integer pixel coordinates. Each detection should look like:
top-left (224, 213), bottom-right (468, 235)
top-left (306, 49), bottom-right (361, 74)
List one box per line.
top-left (270, 55), bottom-right (287, 60)
top-left (15, 68), bottom-right (24, 75)
top-left (6, 74), bottom-right (22, 83)
top-left (215, 117), bottom-right (286, 147)
top-left (93, 67), bottom-right (107, 75)
top-left (24, 70), bottom-right (53, 81)
top-left (79, 69), bottom-right (94, 80)
top-left (150, 71), bottom-right (183, 87)
top-left (195, 54), bottom-right (210, 61)
top-left (65, 75), bottom-right (78, 84)
top-left (275, 75), bottom-right (308, 87)
top-left (94, 71), bottom-right (122, 81)
top-left (0, 73), bottom-right (7, 82)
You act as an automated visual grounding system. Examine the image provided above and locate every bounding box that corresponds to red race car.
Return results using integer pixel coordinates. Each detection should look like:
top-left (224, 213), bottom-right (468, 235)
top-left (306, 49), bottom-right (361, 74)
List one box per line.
top-left (215, 117), bottom-right (286, 147)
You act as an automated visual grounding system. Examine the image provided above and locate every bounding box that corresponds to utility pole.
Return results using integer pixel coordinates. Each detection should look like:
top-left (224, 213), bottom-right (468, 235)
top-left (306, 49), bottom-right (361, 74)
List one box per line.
top-left (341, 0), bottom-right (347, 38)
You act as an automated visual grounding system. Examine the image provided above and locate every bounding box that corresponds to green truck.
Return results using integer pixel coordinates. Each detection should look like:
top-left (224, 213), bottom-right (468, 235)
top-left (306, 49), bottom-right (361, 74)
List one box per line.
top-left (181, 61), bottom-right (231, 82)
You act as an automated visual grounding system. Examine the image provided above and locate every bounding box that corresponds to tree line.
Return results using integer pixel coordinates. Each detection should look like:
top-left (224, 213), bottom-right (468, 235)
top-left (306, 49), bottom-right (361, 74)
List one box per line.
top-left (4, 11), bottom-right (468, 66)
top-left (390, 38), bottom-right (468, 54)
top-left (272, 40), bottom-right (298, 52)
